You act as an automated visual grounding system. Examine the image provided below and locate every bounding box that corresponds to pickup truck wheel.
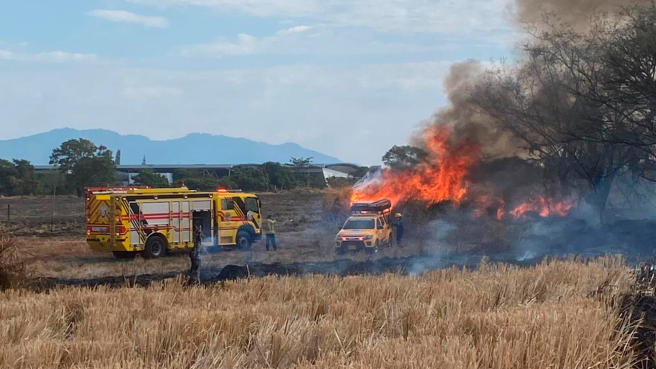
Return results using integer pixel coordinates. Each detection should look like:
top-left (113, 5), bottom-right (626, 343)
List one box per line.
top-left (366, 241), bottom-right (379, 254)
top-left (112, 251), bottom-right (136, 259)
top-left (237, 231), bottom-right (252, 250)
top-left (143, 236), bottom-right (166, 259)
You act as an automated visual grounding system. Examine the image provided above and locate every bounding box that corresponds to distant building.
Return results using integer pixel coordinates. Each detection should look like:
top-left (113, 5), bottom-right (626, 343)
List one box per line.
top-left (34, 163), bottom-right (360, 186)
top-left (115, 164), bottom-right (234, 186)
top-left (286, 164), bottom-right (351, 185)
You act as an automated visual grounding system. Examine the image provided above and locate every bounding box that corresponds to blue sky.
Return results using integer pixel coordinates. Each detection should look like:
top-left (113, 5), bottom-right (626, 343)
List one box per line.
top-left (0, 0), bottom-right (518, 164)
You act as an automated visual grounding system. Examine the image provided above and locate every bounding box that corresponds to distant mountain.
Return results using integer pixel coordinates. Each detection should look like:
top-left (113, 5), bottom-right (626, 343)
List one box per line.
top-left (0, 128), bottom-right (341, 165)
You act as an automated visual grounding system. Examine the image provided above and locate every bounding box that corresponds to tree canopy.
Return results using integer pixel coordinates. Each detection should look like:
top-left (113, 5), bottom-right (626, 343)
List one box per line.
top-left (133, 169), bottom-right (169, 188)
top-left (50, 139), bottom-right (116, 196)
top-left (472, 5), bottom-right (656, 217)
top-left (382, 145), bottom-right (428, 171)
top-left (0, 159), bottom-right (38, 196)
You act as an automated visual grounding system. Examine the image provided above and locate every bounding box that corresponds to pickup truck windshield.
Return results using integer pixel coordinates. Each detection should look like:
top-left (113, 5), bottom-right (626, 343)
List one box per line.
top-left (343, 219), bottom-right (375, 230)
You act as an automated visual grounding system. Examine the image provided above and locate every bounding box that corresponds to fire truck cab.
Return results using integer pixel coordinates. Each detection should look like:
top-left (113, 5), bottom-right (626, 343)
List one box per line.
top-left (335, 199), bottom-right (393, 254)
top-left (85, 187), bottom-right (262, 259)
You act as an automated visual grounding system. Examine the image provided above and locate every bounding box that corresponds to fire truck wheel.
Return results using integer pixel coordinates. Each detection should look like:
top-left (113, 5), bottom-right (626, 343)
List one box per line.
top-left (236, 231), bottom-right (252, 250)
top-left (143, 236), bottom-right (167, 259)
top-left (112, 251), bottom-right (136, 259)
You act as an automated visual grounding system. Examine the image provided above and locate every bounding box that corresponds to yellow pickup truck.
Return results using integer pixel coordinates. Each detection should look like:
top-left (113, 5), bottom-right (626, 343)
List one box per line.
top-left (335, 200), bottom-right (392, 254)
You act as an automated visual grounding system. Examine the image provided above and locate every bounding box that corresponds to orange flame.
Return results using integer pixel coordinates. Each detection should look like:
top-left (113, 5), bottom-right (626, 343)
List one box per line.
top-left (472, 196), bottom-right (507, 220)
top-left (351, 127), bottom-right (479, 207)
top-left (509, 196), bottom-right (573, 219)
top-left (351, 125), bottom-right (575, 220)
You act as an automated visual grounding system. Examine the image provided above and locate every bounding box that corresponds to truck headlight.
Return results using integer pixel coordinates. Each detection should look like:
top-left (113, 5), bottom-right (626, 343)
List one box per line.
top-left (363, 235), bottom-right (373, 240)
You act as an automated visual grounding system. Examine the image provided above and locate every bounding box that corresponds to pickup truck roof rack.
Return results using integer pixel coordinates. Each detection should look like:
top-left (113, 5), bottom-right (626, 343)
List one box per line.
top-left (351, 199), bottom-right (392, 214)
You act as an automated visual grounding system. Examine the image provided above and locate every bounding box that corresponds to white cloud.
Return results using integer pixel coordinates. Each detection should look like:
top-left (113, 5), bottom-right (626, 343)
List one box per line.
top-left (39, 51), bottom-right (98, 62)
top-left (0, 62), bottom-right (452, 164)
top-left (182, 33), bottom-right (257, 57)
top-left (0, 49), bottom-right (97, 63)
top-left (125, 0), bottom-right (514, 34)
top-left (180, 25), bottom-right (446, 58)
top-left (279, 25), bottom-right (313, 34)
top-left (88, 9), bottom-right (170, 29)
top-left (122, 85), bottom-right (183, 99)
top-left (124, 0), bottom-right (318, 18)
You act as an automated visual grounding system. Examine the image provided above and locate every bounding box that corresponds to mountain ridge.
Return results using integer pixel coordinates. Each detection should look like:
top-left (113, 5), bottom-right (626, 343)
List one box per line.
top-left (0, 128), bottom-right (341, 165)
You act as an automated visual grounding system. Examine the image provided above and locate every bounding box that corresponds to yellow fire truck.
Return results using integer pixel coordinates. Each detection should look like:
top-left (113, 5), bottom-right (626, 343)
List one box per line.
top-left (85, 186), bottom-right (262, 259)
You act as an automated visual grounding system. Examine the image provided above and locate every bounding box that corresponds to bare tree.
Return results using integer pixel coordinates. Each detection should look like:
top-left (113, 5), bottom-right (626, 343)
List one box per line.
top-left (474, 11), bottom-right (644, 219)
top-left (587, 4), bottom-right (656, 179)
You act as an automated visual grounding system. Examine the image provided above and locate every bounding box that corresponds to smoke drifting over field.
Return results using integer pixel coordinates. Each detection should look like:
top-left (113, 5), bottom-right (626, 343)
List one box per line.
top-left (421, 0), bottom-right (645, 165)
top-left (354, 0), bottom-right (656, 216)
top-left (352, 59), bottom-right (574, 220)
top-left (349, 0), bottom-right (656, 266)
top-left (513, 0), bottom-right (644, 29)
top-left (416, 61), bottom-right (521, 161)
top-left (418, 0), bottom-right (653, 173)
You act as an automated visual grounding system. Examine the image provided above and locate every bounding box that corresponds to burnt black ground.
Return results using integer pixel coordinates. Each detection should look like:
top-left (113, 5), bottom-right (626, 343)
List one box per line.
top-left (8, 193), bottom-right (656, 291)
top-left (28, 251), bottom-right (561, 290)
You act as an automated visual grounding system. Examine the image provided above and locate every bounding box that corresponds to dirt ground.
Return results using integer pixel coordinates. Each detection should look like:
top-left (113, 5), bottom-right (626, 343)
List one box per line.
top-left (1, 192), bottom-right (428, 280)
top-left (4, 191), bottom-right (656, 282)
top-left (0, 195), bottom-right (81, 236)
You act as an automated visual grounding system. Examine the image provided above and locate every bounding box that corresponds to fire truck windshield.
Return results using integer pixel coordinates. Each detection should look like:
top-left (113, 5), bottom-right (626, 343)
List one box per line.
top-left (343, 219), bottom-right (375, 230)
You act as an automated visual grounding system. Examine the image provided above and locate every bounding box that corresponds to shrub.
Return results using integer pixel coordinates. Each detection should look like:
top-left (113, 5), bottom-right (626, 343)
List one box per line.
top-left (326, 177), bottom-right (352, 188)
top-left (0, 234), bottom-right (25, 290)
top-left (133, 169), bottom-right (169, 188)
top-left (182, 177), bottom-right (238, 191)
top-left (232, 167), bottom-right (268, 191)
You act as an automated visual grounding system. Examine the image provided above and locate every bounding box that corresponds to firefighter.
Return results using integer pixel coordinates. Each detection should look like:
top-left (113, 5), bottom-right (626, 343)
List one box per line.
top-left (394, 213), bottom-right (404, 247)
top-left (263, 215), bottom-right (277, 251)
top-left (189, 225), bottom-right (203, 283)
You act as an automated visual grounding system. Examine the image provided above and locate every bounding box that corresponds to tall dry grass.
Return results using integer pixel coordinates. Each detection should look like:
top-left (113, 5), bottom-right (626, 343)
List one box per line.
top-left (0, 234), bottom-right (26, 290)
top-left (0, 257), bottom-right (637, 368)
top-left (321, 188), bottom-right (351, 220)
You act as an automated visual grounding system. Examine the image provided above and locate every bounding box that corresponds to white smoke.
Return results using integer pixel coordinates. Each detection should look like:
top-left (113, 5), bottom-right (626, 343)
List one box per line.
top-left (406, 219), bottom-right (457, 275)
top-left (351, 168), bottom-right (384, 196)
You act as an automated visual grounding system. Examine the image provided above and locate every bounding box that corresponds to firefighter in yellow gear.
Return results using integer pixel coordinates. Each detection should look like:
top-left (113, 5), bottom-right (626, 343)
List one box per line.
top-left (394, 213), bottom-right (404, 247)
top-left (263, 215), bottom-right (277, 251)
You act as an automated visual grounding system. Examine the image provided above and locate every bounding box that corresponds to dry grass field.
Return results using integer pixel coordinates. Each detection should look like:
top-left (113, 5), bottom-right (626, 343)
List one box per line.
top-left (0, 257), bottom-right (640, 369)
top-left (2, 192), bottom-right (656, 368)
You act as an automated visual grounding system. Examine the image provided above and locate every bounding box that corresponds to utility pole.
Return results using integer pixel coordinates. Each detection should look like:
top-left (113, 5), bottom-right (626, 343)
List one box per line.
top-left (50, 173), bottom-right (58, 234)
